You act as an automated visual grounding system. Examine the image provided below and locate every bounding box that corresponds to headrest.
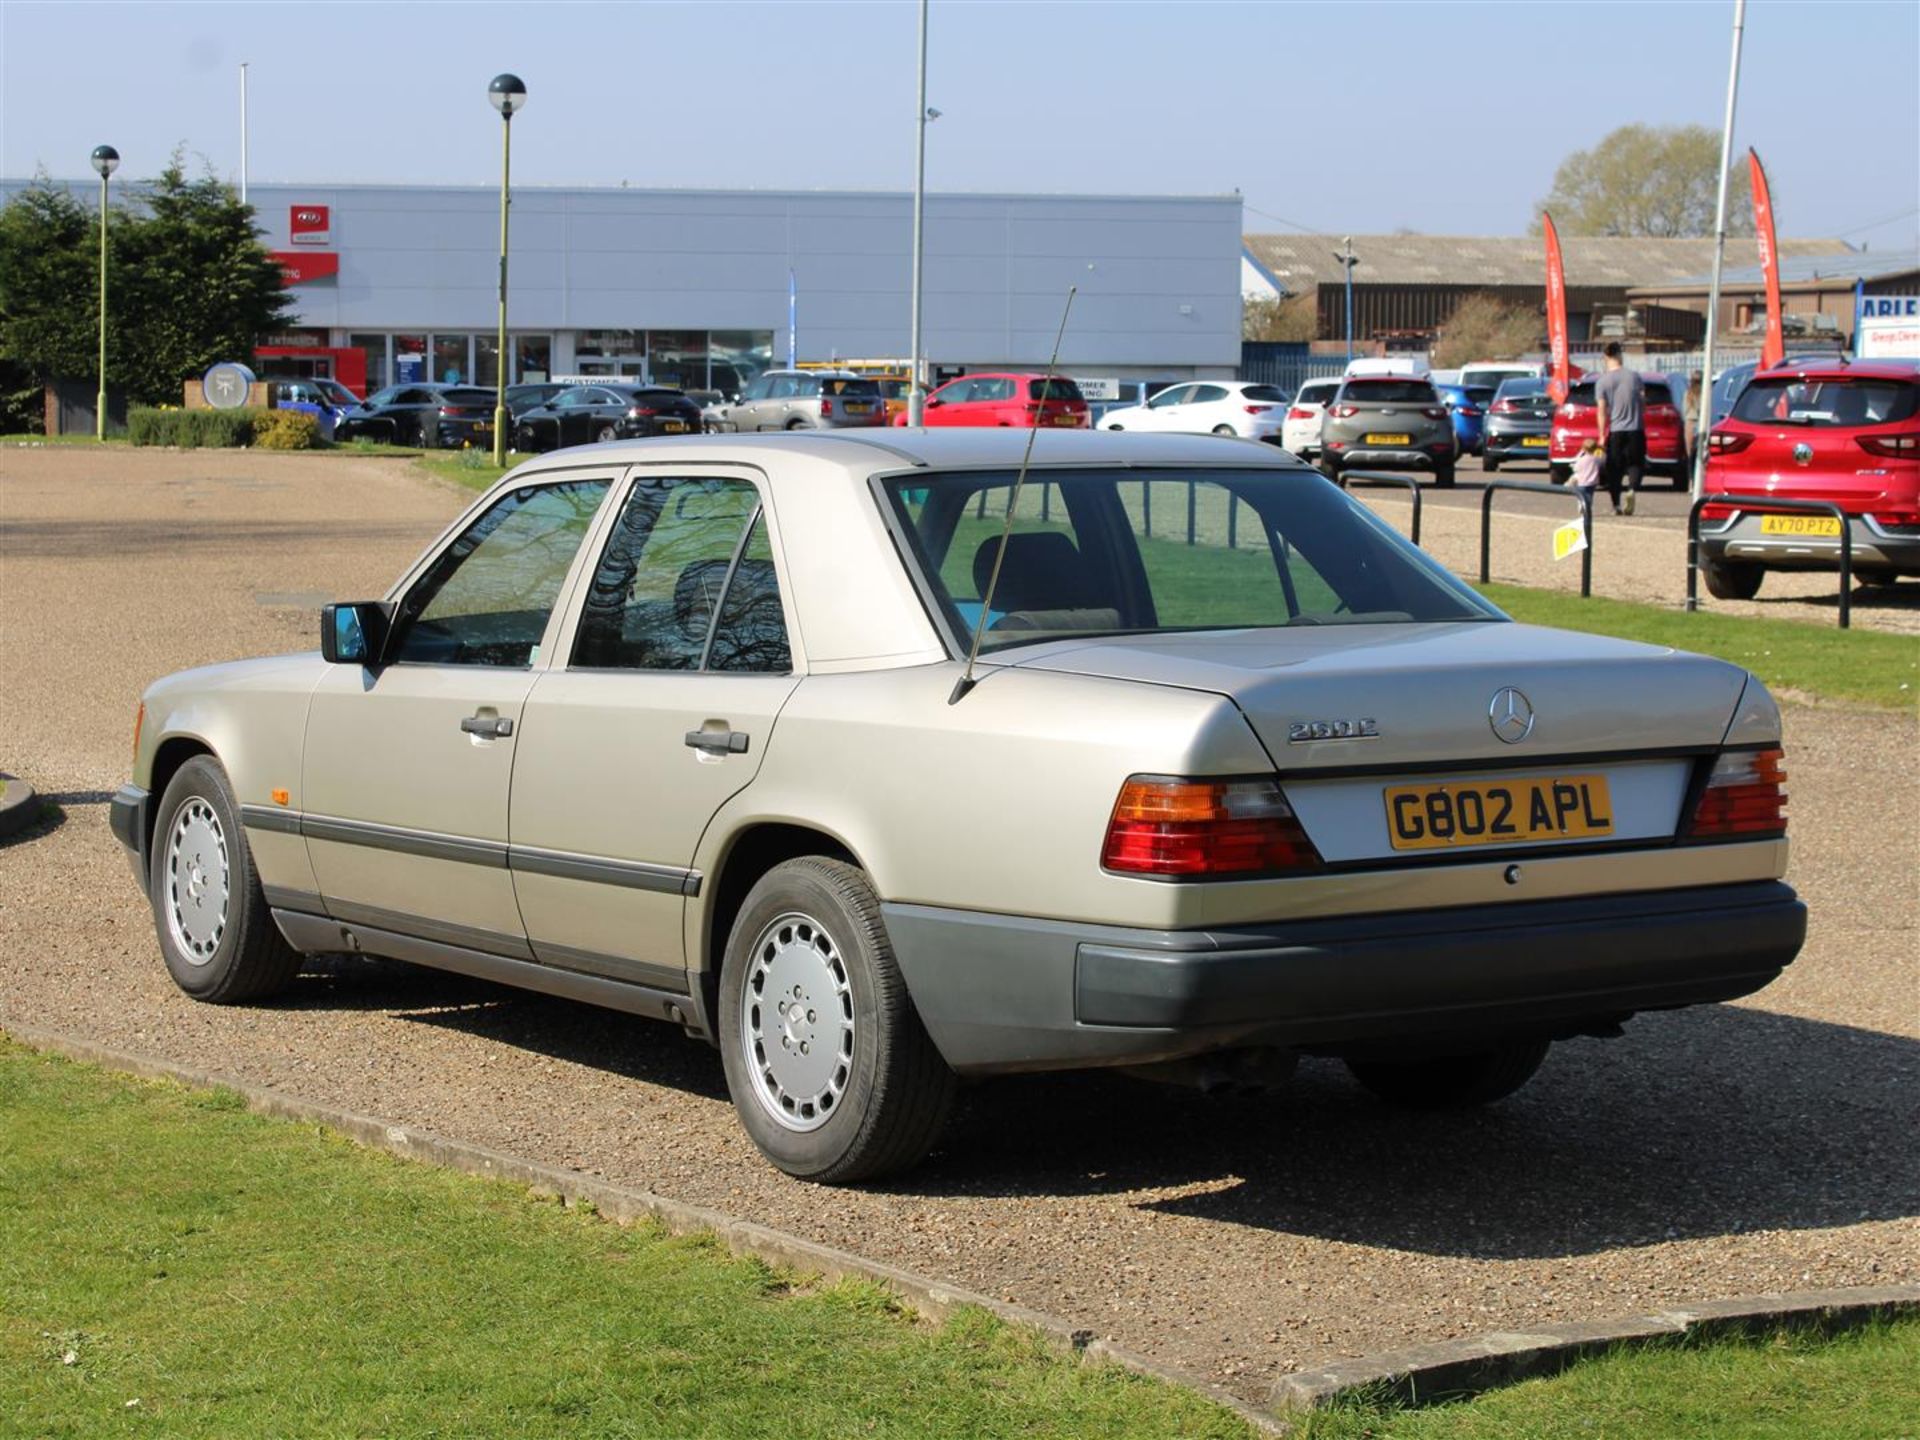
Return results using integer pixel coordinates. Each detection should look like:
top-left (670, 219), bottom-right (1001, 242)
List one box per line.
top-left (970, 531), bottom-right (1096, 613)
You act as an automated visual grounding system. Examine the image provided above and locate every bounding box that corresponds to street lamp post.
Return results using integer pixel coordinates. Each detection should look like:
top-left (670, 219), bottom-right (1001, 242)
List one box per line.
top-left (907, 0), bottom-right (931, 424)
top-left (1332, 236), bottom-right (1358, 366)
top-left (91, 145), bottom-right (119, 441)
top-left (487, 73), bottom-right (527, 467)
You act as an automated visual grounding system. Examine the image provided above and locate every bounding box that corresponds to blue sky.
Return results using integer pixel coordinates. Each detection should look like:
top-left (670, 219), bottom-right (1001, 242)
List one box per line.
top-left (3, 0), bottom-right (1915, 249)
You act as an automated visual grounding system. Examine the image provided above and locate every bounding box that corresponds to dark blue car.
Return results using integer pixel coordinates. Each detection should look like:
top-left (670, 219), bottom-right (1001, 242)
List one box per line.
top-left (1435, 383), bottom-right (1494, 456)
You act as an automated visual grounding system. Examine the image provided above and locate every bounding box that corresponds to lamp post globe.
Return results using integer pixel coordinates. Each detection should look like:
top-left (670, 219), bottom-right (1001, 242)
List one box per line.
top-left (487, 76), bottom-right (526, 464)
top-left (487, 73), bottom-right (527, 118)
top-left (92, 146), bottom-right (120, 440)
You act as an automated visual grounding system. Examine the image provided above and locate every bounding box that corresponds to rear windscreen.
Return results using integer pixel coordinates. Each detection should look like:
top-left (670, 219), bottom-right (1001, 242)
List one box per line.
top-left (443, 388), bottom-right (496, 406)
top-left (1029, 378), bottom-right (1084, 402)
top-left (1340, 381), bottom-right (1436, 404)
top-left (1731, 377), bottom-right (1920, 427)
top-left (1241, 385), bottom-right (1290, 402)
top-left (1464, 387), bottom-right (1496, 406)
top-left (822, 378), bottom-right (881, 397)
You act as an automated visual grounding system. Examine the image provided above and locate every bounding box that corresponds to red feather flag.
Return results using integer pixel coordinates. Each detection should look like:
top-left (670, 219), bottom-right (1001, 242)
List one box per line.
top-left (1749, 149), bottom-right (1785, 370)
top-left (1543, 212), bottom-right (1570, 404)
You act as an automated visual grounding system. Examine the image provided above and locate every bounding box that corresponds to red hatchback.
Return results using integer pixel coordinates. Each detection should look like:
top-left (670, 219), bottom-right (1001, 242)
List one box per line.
top-left (1698, 360), bottom-right (1920, 597)
top-left (896, 373), bottom-right (1088, 428)
top-left (1548, 373), bottom-right (1687, 487)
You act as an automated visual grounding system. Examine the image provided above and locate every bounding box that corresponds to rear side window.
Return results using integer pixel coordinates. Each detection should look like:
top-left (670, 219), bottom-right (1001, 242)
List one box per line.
top-left (1341, 381), bottom-right (1436, 404)
top-left (1242, 385), bottom-right (1290, 403)
top-left (1029, 378), bottom-right (1084, 401)
top-left (1298, 382), bottom-right (1340, 405)
top-left (1731, 378), bottom-right (1920, 427)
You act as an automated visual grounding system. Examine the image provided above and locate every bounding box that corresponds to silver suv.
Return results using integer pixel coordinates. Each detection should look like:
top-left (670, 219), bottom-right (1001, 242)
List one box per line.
top-left (710, 370), bottom-right (886, 431)
top-left (1318, 377), bottom-right (1458, 486)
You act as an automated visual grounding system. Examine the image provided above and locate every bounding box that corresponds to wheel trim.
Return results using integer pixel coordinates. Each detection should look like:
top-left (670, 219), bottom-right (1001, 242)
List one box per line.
top-left (164, 798), bottom-right (230, 965)
top-left (741, 911), bottom-right (854, 1134)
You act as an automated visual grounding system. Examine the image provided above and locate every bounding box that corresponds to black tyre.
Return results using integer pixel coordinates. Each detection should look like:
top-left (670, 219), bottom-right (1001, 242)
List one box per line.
top-left (1434, 461), bottom-right (1456, 488)
top-left (786, 417), bottom-right (810, 431)
top-left (1319, 457), bottom-right (1342, 483)
top-left (1346, 1038), bottom-right (1550, 1110)
top-left (1702, 558), bottom-right (1765, 600)
top-left (594, 423), bottom-right (618, 444)
top-left (1483, 453), bottom-right (1501, 473)
top-left (148, 756), bottom-right (303, 1004)
top-left (718, 858), bottom-right (955, 1183)
top-left (1549, 462), bottom-right (1571, 485)
top-left (1212, 424), bottom-right (1236, 437)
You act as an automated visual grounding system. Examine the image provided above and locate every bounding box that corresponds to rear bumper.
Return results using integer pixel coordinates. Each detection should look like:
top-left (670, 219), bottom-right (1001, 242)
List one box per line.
top-left (1699, 512), bottom-right (1920, 575)
top-left (882, 881), bottom-right (1804, 1075)
top-left (1328, 447), bottom-right (1451, 470)
top-left (109, 783), bottom-right (150, 890)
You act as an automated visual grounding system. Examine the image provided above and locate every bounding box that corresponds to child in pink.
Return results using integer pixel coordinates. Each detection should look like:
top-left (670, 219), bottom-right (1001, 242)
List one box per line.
top-left (1570, 439), bottom-right (1603, 498)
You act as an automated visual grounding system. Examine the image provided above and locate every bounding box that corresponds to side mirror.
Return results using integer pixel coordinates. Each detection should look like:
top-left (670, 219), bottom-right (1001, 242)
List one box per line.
top-left (322, 601), bottom-right (392, 667)
top-left (926, 396), bottom-right (944, 408)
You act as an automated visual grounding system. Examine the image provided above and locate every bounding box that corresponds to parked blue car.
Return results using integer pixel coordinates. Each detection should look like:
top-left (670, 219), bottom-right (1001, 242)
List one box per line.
top-left (266, 378), bottom-right (363, 440)
top-left (1435, 383), bottom-right (1494, 457)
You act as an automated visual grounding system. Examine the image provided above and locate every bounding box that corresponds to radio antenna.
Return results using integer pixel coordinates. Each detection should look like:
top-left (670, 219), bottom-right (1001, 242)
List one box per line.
top-left (948, 282), bottom-right (1078, 705)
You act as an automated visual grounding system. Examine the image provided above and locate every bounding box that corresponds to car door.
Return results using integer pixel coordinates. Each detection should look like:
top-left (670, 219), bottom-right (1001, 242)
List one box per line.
top-left (301, 475), bottom-right (617, 955)
top-left (921, 378), bottom-right (972, 426)
top-left (1139, 384), bottom-right (1194, 433)
top-left (510, 472), bottom-right (801, 983)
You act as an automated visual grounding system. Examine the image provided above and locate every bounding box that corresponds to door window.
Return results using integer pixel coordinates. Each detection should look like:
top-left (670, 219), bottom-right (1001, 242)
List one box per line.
top-left (572, 478), bottom-right (786, 672)
top-left (1189, 385), bottom-right (1230, 405)
top-left (1149, 386), bottom-right (1193, 408)
top-left (390, 480), bottom-right (612, 668)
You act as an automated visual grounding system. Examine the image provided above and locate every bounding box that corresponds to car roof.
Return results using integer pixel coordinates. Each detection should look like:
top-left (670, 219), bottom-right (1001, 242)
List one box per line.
top-left (1748, 359), bottom-right (1918, 382)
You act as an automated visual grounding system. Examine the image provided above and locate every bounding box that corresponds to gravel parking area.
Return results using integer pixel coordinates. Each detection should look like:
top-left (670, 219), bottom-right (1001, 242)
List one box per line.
top-left (2, 448), bottom-right (1914, 1405)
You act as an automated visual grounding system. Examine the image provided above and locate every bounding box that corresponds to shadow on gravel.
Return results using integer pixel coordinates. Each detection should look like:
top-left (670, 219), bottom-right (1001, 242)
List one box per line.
top-left (897, 1005), bottom-right (1919, 1261)
top-left (279, 955), bottom-right (730, 1102)
top-left (5, 518), bottom-right (432, 560)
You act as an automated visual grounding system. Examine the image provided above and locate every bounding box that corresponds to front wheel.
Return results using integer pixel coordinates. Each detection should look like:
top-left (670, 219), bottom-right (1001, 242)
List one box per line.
top-left (1434, 461), bottom-right (1456, 488)
top-left (594, 423), bottom-right (618, 444)
top-left (1483, 453), bottom-right (1501, 473)
top-left (1346, 1039), bottom-right (1550, 1110)
top-left (1702, 558), bottom-right (1765, 600)
top-left (718, 858), bottom-right (955, 1183)
top-left (149, 756), bottom-right (303, 1004)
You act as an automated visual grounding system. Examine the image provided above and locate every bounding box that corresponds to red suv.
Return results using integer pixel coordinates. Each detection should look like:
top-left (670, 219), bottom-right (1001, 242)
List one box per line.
top-left (1698, 359), bottom-right (1920, 598)
top-left (1549, 373), bottom-right (1687, 487)
top-left (895, 373), bottom-right (1088, 428)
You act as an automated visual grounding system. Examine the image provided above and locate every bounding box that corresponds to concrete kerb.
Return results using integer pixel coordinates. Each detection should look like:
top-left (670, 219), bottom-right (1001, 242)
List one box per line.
top-left (1, 1023), bottom-right (1287, 1438)
top-left (0, 773), bottom-right (42, 838)
top-left (1271, 1284), bottom-right (1920, 1414)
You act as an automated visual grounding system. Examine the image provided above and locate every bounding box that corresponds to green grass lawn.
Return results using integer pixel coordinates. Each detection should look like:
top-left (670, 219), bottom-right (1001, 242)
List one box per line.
top-left (413, 451), bottom-right (525, 490)
top-left (0, 1040), bottom-right (1252, 1439)
top-left (1479, 583), bottom-right (1918, 710)
top-left (1297, 1319), bottom-right (1920, 1440)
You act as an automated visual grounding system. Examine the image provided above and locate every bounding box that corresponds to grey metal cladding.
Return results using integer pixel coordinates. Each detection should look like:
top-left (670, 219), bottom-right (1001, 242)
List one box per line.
top-left (509, 844), bottom-right (701, 897)
top-left (301, 813), bottom-right (508, 868)
top-left (239, 804), bottom-right (302, 835)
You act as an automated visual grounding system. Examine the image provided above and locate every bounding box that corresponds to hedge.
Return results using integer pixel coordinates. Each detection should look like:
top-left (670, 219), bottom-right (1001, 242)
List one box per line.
top-left (126, 407), bottom-right (322, 449)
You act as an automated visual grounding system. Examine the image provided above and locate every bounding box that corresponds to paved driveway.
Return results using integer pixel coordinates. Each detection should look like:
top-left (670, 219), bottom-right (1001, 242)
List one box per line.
top-left (2, 448), bottom-right (1913, 1403)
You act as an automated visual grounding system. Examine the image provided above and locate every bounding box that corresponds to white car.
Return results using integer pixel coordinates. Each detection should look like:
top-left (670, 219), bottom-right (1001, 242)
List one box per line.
top-left (1097, 381), bottom-right (1291, 442)
top-left (1281, 377), bottom-right (1343, 459)
top-left (1460, 361), bottom-right (1545, 391)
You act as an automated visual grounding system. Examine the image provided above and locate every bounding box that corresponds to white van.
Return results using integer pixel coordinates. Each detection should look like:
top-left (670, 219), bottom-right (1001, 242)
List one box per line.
top-left (1459, 361), bottom-right (1545, 391)
top-left (1343, 356), bottom-right (1432, 380)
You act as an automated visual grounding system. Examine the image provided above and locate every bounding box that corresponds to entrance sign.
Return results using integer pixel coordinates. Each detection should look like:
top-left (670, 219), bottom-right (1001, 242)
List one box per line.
top-left (201, 363), bottom-right (256, 410)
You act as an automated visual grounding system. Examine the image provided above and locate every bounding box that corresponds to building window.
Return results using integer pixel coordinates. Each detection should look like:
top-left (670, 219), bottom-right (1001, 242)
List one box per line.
top-left (394, 333), bottom-right (429, 385)
top-left (433, 334), bottom-right (470, 385)
top-left (349, 333), bottom-right (388, 395)
top-left (647, 331), bottom-right (706, 389)
top-left (709, 331), bottom-right (774, 396)
top-left (516, 335), bottom-right (551, 383)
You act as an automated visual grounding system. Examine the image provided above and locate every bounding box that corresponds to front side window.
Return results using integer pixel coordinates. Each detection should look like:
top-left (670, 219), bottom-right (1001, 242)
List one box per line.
top-left (1149, 386), bottom-right (1193, 409)
top-left (885, 468), bottom-right (1499, 654)
top-left (1189, 385), bottom-right (1230, 405)
top-left (391, 481), bottom-right (612, 668)
top-left (573, 478), bottom-right (787, 672)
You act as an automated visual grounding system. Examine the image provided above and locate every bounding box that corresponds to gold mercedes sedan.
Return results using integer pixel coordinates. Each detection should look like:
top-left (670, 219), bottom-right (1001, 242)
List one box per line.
top-left (110, 430), bottom-right (1804, 1183)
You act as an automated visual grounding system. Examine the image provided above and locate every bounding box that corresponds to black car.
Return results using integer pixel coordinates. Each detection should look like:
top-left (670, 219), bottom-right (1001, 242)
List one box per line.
top-left (512, 384), bottom-right (704, 452)
top-left (1481, 376), bottom-right (1556, 472)
top-left (506, 382), bottom-right (572, 418)
top-left (334, 384), bottom-right (499, 449)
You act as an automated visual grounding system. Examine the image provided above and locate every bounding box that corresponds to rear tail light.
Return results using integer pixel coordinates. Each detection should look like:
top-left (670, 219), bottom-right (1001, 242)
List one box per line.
top-left (821, 397), bottom-right (834, 417)
top-left (1244, 405), bottom-right (1273, 414)
top-left (1858, 434), bottom-right (1920, 457)
top-left (1422, 407), bottom-right (1447, 420)
top-left (1102, 776), bottom-right (1322, 877)
top-left (1332, 404), bottom-right (1359, 419)
top-left (1491, 399), bottom-right (1517, 415)
top-left (1684, 748), bottom-right (1786, 841)
top-left (1707, 432), bottom-right (1753, 455)
top-left (1459, 406), bottom-right (1482, 417)
top-left (627, 406), bottom-right (657, 418)
top-left (1867, 506), bottom-right (1920, 529)
top-left (1287, 406), bottom-right (1315, 421)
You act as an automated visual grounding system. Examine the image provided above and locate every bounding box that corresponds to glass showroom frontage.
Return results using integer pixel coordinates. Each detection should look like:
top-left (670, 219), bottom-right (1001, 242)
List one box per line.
top-left (338, 329), bottom-right (775, 394)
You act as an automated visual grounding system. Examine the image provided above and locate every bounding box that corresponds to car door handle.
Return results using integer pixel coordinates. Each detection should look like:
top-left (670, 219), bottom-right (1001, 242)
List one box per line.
top-left (684, 729), bottom-right (749, 755)
top-left (460, 715), bottom-right (514, 738)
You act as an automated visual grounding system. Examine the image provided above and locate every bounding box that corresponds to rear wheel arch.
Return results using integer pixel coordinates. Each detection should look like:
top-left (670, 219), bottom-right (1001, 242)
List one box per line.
top-left (699, 822), bottom-right (863, 1018)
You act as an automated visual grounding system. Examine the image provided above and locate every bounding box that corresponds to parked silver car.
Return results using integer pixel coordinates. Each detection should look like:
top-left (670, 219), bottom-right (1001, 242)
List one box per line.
top-left (1318, 376), bottom-right (1458, 485)
top-left (111, 430), bottom-right (1803, 1183)
top-left (706, 370), bottom-right (886, 431)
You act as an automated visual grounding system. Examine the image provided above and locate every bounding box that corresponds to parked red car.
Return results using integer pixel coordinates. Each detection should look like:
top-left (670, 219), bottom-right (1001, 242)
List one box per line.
top-left (894, 373), bottom-right (1088, 428)
top-left (1697, 359), bottom-right (1920, 598)
top-left (1548, 373), bottom-right (1687, 487)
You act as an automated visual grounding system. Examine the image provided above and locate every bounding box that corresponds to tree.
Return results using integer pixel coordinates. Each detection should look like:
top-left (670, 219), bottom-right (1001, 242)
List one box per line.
top-left (1531, 124), bottom-right (1752, 239)
top-left (1242, 291), bottom-right (1318, 342)
top-left (0, 154), bottom-right (293, 413)
top-left (1432, 293), bottom-right (1540, 369)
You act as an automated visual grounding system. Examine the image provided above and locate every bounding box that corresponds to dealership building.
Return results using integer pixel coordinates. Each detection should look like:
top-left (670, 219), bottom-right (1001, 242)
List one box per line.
top-left (2, 177), bottom-right (1244, 396)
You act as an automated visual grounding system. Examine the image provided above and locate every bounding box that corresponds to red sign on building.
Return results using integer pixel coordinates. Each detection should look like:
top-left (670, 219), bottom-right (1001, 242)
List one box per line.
top-left (272, 251), bottom-right (340, 285)
top-left (290, 205), bottom-right (331, 245)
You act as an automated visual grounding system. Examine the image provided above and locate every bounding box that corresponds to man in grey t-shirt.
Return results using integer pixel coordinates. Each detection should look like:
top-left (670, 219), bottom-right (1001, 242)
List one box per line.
top-left (1594, 342), bottom-right (1646, 515)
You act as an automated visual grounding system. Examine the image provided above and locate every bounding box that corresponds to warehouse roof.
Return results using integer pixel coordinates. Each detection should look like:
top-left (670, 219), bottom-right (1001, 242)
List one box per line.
top-left (1629, 250), bottom-right (1920, 293)
top-left (1243, 233), bottom-right (1858, 292)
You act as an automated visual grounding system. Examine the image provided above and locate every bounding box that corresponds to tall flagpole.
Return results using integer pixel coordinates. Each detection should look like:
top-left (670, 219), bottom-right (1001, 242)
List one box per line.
top-left (239, 63), bottom-right (250, 204)
top-left (1693, 0), bottom-right (1747, 503)
top-left (907, 0), bottom-right (929, 422)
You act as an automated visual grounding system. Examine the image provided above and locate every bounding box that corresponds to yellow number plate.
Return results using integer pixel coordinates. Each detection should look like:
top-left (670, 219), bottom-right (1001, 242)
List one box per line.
top-left (1384, 775), bottom-right (1613, 851)
top-left (661, 420), bottom-right (687, 432)
top-left (1759, 514), bottom-right (1842, 537)
top-left (1366, 432), bottom-right (1412, 445)
top-left (1521, 436), bottom-right (1550, 447)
